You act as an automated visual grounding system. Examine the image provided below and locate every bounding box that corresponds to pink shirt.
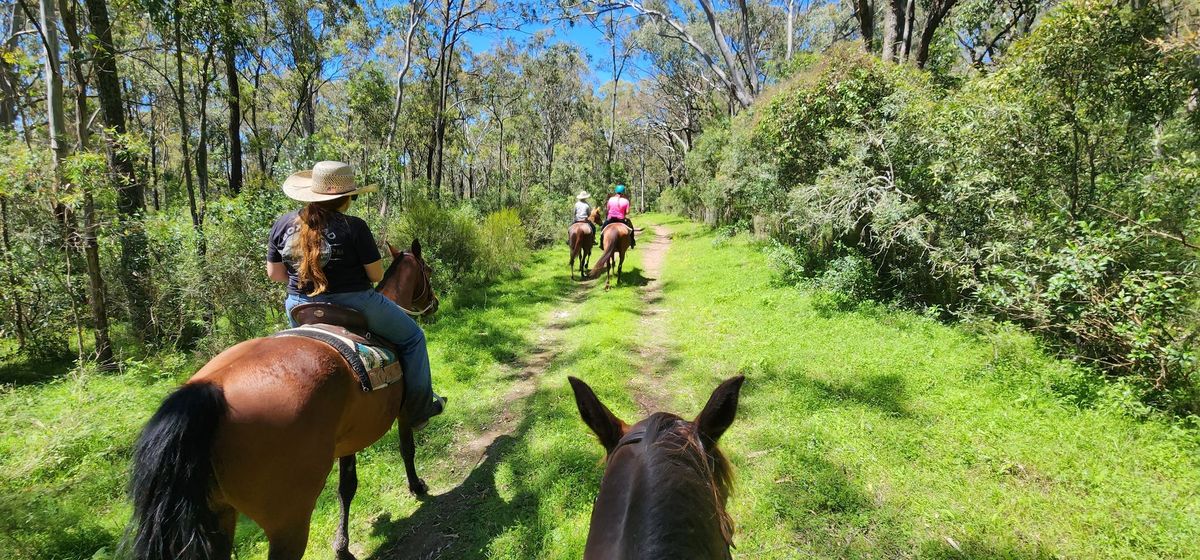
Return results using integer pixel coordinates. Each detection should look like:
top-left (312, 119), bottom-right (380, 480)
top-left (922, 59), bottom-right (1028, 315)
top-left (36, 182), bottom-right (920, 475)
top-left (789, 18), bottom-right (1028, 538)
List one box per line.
top-left (606, 196), bottom-right (630, 220)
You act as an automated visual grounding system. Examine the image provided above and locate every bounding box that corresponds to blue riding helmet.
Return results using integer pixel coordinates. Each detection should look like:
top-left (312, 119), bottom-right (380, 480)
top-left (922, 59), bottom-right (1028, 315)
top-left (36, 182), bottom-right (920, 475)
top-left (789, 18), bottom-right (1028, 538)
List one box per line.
top-left (615, 185), bottom-right (626, 194)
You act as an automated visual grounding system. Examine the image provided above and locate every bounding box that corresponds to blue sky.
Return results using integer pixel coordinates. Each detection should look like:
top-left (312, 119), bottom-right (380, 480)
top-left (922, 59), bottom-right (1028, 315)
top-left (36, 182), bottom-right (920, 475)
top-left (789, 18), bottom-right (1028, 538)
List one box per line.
top-left (461, 16), bottom-right (640, 89)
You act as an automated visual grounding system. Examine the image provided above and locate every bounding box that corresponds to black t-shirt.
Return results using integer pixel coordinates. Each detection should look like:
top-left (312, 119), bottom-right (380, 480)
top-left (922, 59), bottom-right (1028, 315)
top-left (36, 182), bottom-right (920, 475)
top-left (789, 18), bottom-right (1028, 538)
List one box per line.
top-left (266, 210), bottom-right (382, 295)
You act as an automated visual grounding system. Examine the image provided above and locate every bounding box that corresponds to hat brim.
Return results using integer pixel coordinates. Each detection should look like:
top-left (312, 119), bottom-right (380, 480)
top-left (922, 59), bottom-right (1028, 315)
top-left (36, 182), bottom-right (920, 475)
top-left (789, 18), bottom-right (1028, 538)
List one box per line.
top-left (282, 171), bottom-right (379, 202)
top-left (577, 193), bottom-right (590, 200)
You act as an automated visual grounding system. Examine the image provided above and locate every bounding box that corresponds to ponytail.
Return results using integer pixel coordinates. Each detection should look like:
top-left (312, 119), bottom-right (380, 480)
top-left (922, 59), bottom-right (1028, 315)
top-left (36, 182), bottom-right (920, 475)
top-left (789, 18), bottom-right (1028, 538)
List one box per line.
top-left (296, 197), bottom-right (348, 296)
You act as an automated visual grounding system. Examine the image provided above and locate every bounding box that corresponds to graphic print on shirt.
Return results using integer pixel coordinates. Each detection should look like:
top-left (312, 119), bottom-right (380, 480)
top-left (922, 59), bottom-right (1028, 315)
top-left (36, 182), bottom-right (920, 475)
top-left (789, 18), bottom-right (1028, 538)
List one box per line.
top-left (279, 222), bottom-right (338, 268)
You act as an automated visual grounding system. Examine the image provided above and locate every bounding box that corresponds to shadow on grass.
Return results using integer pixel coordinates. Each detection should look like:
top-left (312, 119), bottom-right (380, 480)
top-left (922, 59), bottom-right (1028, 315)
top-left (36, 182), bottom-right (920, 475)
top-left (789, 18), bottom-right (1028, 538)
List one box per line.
top-left (917, 538), bottom-right (1059, 559)
top-left (366, 392), bottom-right (599, 560)
top-left (366, 434), bottom-right (535, 560)
top-left (0, 352), bottom-right (75, 387)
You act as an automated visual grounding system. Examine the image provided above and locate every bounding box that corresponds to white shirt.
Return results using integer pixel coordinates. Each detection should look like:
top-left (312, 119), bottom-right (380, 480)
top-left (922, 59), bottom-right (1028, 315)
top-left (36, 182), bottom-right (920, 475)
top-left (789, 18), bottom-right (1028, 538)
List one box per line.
top-left (574, 200), bottom-right (591, 222)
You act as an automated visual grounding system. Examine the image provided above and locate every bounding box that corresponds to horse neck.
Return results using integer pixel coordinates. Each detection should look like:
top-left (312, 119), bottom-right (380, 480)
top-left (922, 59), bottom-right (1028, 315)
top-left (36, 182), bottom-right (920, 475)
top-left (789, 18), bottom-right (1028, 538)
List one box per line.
top-left (377, 258), bottom-right (418, 309)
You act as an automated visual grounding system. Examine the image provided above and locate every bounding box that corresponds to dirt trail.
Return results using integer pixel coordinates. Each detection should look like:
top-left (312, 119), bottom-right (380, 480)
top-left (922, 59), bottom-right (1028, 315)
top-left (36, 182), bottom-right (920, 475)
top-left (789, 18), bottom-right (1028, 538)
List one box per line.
top-left (454, 283), bottom-right (591, 466)
top-left (384, 282), bottom-right (593, 560)
top-left (629, 224), bottom-right (675, 414)
top-left (384, 226), bottom-right (674, 559)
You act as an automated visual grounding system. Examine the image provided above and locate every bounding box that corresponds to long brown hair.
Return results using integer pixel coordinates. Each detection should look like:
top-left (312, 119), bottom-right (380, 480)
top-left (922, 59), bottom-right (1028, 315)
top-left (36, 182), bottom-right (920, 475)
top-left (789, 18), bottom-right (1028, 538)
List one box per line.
top-left (296, 197), bottom-right (348, 296)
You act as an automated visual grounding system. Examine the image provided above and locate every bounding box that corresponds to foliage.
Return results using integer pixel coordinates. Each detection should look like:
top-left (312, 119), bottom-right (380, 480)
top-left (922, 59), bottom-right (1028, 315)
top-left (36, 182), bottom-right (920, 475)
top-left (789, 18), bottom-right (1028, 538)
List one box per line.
top-left (391, 201), bottom-right (484, 289)
top-left (671, 0), bottom-right (1200, 412)
top-left (478, 208), bottom-right (527, 278)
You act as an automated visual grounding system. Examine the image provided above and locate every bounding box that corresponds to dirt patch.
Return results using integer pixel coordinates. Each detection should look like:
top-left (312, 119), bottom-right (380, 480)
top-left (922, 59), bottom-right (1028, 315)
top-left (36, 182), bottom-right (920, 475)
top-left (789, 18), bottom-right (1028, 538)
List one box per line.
top-left (629, 225), bottom-right (675, 414)
top-left (380, 280), bottom-right (593, 560)
top-left (451, 281), bottom-right (590, 469)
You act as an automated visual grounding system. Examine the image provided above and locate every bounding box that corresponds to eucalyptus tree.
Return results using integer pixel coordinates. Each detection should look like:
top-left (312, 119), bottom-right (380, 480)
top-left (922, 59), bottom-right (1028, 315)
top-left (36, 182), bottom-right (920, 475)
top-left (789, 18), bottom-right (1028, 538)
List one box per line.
top-left (84, 0), bottom-right (155, 342)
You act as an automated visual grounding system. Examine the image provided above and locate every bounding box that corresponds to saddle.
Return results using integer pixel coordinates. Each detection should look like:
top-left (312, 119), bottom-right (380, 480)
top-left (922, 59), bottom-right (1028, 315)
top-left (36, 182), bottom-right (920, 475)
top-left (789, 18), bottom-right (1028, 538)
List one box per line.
top-left (273, 303), bottom-right (404, 392)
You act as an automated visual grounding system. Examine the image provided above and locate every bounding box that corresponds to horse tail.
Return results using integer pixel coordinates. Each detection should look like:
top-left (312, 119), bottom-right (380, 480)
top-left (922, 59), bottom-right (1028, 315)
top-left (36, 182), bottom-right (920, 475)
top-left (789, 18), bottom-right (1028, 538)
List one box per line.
top-left (589, 229), bottom-right (620, 278)
top-left (127, 381), bottom-right (227, 560)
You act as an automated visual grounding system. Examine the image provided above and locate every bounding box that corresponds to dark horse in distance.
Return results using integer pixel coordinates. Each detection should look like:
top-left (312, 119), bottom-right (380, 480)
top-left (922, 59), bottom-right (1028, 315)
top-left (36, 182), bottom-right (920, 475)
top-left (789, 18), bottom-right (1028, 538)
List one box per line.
top-left (126, 241), bottom-right (438, 560)
top-left (569, 375), bottom-right (745, 560)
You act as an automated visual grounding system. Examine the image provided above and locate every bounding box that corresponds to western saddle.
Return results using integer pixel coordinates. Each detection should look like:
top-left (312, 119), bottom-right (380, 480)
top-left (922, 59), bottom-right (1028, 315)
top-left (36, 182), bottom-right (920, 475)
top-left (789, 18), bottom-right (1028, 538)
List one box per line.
top-left (289, 302), bottom-right (370, 336)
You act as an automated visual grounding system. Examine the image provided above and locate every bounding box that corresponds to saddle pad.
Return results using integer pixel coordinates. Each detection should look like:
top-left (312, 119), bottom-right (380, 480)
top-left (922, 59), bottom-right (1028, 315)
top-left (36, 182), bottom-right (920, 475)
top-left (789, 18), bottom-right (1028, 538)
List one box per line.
top-left (272, 325), bottom-right (403, 392)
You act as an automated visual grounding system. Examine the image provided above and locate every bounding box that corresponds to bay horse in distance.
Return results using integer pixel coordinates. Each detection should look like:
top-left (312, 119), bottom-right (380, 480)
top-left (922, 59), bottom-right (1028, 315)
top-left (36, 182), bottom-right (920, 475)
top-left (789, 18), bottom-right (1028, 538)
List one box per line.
top-left (569, 375), bottom-right (745, 560)
top-left (588, 221), bottom-right (633, 290)
top-left (569, 207), bottom-right (603, 280)
top-left (126, 240), bottom-right (438, 560)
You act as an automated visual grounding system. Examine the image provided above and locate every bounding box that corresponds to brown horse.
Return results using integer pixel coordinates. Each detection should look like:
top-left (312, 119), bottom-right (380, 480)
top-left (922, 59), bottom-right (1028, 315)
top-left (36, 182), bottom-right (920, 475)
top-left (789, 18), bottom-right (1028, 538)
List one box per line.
top-left (568, 375), bottom-right (745, 560)
top-left (126, 240), bottom-right (439, 560)
top-left (569, 207), bottom-right (603, 280)
top-left (588, 222), bottom-right (633, 289)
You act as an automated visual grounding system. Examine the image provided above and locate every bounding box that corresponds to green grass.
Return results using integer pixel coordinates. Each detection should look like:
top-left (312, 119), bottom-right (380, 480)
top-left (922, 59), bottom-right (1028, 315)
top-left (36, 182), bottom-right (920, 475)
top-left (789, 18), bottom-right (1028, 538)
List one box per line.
top-left (1, 215), bottom-right (1198, 559)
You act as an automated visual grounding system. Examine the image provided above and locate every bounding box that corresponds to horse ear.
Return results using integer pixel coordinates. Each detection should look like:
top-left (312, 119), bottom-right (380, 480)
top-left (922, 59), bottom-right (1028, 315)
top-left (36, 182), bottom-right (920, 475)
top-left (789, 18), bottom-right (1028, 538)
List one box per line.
top-left (694, 375), bottom-right (745, 446)
top-left (411, 238), bottom-right (422, 259)
top-left (387, 242), bottom-right (402, 258)
top-left (568, 376), bottom-right (626, 454)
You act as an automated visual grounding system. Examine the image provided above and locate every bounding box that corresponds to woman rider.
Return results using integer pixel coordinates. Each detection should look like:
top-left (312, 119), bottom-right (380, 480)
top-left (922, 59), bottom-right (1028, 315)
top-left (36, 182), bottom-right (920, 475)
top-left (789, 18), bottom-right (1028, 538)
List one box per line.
top-left (266, 161), bottom-right (445, 428)
top-left (601, 184), bottom-right (635, 249)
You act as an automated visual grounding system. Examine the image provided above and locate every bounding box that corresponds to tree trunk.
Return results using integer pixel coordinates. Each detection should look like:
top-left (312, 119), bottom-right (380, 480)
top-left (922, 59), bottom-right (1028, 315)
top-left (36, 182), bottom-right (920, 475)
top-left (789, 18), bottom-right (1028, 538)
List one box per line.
top-left (172, 2), bottom-right (201, 240)
top-left (694, 0), bottom-right (756, 106)
top-left (915, 0), bottom-right (957, 68)
top-left (385, 2), bottom-right (422, 153)
top-left (882, 0), bottom-right (905, 62)
top-left (901, 0), bottom-right (916, 60)
top-left (786, 0), bottom-right (795, 61)
top-left (222, 0), bottom-right (242, 194)
top-left (0, 198), bottom-right (27, 348)
top-left (83, 0), bottom-right (154, 341)
top-left (855, 0), bottom-right (874, 50)
top-left (734, 0), bottom-right (758, 93)
top-left (197, 45), bottom-right (213, 202)
top-left (0, 2), bottom-right (25, 130)
top-left (58, 0), bottom-right (111, 365)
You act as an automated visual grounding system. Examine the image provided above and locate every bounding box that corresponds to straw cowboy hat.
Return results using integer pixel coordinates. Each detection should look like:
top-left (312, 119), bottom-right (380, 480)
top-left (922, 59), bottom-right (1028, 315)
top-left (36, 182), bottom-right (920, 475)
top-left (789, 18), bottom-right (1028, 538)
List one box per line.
top-left (282, 161), bottom-right (378, 202)
top-left (576, 190), bottom-right (591, 200)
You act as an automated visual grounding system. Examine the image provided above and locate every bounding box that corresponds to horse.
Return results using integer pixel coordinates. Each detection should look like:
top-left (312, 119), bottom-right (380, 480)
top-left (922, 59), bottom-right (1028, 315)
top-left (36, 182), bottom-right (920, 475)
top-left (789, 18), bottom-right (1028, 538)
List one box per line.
top-left (568, 375), bottom-right (745, 560)
top-left (588, 221), bottom-right (633, 290)
top-left (126, 240), bottom-right (439, 560)
top-left (569, 207), bottom-right (603, 280)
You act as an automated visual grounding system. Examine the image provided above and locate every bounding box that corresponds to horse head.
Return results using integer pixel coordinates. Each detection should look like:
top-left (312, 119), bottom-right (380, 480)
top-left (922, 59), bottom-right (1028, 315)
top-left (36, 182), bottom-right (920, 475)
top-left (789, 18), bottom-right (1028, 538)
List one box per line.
top-left (568, 375), bottom-right (746, 559)
top-left (377, 238), bottom-right (439, 317)
top-left (589, 207), bottom-right (603, 225)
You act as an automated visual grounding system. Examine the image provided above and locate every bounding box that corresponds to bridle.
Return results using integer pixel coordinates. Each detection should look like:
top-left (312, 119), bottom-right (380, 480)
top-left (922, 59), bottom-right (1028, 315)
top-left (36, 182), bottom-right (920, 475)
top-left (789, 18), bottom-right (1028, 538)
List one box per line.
top-left (392, 251), bottom-right (438, 317)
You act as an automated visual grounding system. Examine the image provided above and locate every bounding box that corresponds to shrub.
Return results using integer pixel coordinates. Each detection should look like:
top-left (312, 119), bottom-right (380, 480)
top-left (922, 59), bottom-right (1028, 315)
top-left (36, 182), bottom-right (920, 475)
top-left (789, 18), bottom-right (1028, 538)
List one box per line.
top-left (478, 208), bottom-right (528, 277)
top-left (391, 201), bottom-right (483, 290)
top-left (812, 252), bottom-right (879, 310)
top-left (763, 240), bottom-right (810, 286)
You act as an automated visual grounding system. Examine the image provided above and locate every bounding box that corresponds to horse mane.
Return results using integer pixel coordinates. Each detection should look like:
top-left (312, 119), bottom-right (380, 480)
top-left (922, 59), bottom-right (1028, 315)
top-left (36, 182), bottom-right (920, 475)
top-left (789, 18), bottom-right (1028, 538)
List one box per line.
top-left (627, 412), bottom-right (735, 550)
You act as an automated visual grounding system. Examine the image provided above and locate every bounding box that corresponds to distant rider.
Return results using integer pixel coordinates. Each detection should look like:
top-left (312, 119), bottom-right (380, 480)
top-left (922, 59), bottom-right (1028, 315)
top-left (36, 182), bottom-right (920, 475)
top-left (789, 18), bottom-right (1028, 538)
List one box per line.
top-left (601, 185), bottom-right (635, 249)
top-left (572, 190), bottom-right (595, 242)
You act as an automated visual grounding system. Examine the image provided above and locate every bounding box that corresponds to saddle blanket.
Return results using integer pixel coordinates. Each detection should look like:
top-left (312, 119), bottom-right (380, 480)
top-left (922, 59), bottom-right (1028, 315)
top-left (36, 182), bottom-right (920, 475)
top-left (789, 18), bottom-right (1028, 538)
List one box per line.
top-left (272, 325), bottom-right (403, 392)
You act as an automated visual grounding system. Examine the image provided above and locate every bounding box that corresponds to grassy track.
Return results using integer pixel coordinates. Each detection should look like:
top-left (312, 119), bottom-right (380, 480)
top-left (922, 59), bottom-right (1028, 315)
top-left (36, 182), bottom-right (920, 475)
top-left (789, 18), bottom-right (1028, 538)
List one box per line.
top-left (2, 214), bottom-right (1198, 559)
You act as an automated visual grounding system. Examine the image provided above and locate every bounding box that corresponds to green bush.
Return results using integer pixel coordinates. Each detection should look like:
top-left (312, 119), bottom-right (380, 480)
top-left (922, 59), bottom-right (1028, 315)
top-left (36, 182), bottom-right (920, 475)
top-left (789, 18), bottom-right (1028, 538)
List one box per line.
top-left (812, 251), bottom-right (879, 310)
top-left (478, 208), bottom-right (528, 278)
top-left (677, 0), bottom-right (1200, 412)
top-left (391, 201), bottom-right (483, 290)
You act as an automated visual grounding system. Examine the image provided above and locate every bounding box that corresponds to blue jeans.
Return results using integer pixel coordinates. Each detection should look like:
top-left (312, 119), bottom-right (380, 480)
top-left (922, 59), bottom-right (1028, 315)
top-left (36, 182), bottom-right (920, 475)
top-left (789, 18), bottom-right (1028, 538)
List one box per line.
top-left (285, 289), bottom-right (440, 424)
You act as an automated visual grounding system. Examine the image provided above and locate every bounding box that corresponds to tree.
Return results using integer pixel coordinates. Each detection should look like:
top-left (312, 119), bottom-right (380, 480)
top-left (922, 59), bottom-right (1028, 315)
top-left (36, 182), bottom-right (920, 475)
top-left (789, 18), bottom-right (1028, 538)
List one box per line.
top-left (222, 0), bottom-right (242, 194)
top-left (83, 0), bottom-right (154, 342)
